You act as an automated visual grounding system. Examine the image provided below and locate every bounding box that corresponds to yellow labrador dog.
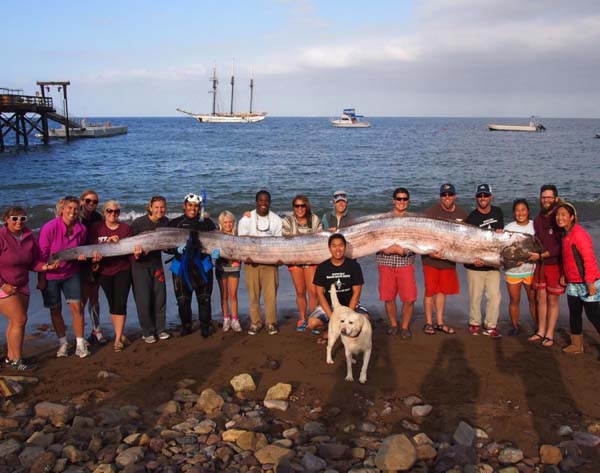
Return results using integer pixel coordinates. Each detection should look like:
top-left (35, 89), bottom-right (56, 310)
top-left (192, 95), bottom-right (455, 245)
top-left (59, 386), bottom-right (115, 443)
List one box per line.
top-left (326, 284), bottom-right (372, 384)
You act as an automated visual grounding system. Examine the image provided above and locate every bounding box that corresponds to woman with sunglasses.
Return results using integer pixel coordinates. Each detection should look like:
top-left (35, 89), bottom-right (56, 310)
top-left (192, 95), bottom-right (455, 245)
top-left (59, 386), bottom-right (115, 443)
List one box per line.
top-left (39, 196), bottom-right (90, 358)
top-left (88, 201), bottom-right (134, 352)
top-left (282, 195), bottom-right (323, 331)
top-left (131, 196), bottom-right (170, 343)
top-left (79, 190), bottom-right (107, 346)
top-left (556, 202), bottom-right (600, 354)
top-left (0, 208), bottom-right (58, 370)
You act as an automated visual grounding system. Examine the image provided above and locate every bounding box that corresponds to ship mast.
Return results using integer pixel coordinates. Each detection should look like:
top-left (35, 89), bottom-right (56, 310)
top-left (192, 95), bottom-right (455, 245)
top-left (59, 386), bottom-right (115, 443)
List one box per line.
top-left (229, 59), bottom-right (235, 116)
top-left (249, 66), bottom-right (254, 114)
top-left (209, 67), bottom-right (218, 116)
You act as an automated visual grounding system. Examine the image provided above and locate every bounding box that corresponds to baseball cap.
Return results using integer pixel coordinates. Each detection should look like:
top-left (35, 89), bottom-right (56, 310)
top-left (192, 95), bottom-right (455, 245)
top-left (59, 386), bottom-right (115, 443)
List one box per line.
top-left (439, 183), bottom-right (456, 196)
top-left (475, 184), bottom-right (492, 196)
top-left (333, 191), bottom-right (348, 202)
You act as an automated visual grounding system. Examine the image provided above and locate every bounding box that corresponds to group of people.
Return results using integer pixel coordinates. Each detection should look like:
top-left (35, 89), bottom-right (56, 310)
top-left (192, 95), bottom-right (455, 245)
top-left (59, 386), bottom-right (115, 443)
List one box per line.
top-left (1, 183), bottom-right (599, 371)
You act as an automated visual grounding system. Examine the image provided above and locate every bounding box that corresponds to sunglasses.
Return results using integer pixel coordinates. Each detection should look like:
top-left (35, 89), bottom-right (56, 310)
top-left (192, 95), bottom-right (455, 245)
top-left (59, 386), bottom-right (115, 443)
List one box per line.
top-left (333, 193), bottom-right (347, 199)
top-left (476, 194), bottom-right (491, 199)
top-left (8, 215), bottom-right (27, 223)
top-left (294, 203), bottom-right (307, 208)
top-left (84, 198), bottom-right (99, 205)
top-left (440, 193), bottom-right (455, 197)
top-left (394, 197), bottom-right (409, 202)
top-left (105, 208), bottom-right (121, 215)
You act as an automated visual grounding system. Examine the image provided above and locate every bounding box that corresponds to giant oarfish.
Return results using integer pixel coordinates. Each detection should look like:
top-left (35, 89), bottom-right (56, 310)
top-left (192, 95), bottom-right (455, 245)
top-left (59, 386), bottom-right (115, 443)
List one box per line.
top-left (49, 215), bottom-right (539, 269)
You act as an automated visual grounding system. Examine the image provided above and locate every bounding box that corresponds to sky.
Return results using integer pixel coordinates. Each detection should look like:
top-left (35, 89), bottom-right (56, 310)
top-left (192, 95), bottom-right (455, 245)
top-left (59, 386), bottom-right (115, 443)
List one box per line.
top-left (3, 0), bottom-right (600, 117)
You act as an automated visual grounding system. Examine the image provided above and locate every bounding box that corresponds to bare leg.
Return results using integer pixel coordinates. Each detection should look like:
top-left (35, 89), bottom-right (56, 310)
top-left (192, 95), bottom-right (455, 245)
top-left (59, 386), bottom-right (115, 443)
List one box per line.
top-left (543, 294), bottom-right (560, 342)
top-left (506, 282), bottom-right (522, 328)
top-left (424, 296), bottom-right (433, 325)
top-left (304, 266), bottom-right (319, 313)
top-left (384, 300), bottom-right (398, 327)
top-left (524, 283), bottom-right (537, 324)
top-left (400, 301), bottom-right (415, 330)
top-left (434, 293), bottom-right (446, 326)
top-left (535, 288), bottom-right (548, 337)
top-left (227, 277), bottom-right (239, 318)
top-left (68, 302), bottom-right (84, 338)
top-left (0, 294), bottom-right (28, 361)
top-left (50, 306), bottom-right (66, 338)
top-left (290, 269), bottom-right (307, 321)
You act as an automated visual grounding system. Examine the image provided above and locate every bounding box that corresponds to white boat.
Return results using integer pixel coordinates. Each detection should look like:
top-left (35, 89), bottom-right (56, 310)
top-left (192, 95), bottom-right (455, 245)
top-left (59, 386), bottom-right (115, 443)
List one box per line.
top-left (487, 116), bottom-right (546, 132)
top-left (177, 65), bottom-right (266, 124)
top-left (331, 109), bottom-right (371, 128)
top-left (47, 119), bottom-right (127, 139)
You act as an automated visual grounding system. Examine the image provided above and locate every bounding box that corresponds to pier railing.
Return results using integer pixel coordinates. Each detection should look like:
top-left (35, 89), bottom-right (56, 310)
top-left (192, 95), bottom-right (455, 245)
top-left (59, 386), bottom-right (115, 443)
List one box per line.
top-left (0, 94), bottom-right (54, 112)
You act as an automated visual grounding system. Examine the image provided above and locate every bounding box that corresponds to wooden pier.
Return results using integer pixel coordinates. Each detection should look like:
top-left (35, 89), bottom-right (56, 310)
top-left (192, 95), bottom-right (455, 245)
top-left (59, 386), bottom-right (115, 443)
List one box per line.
top-left (0, 81), bottom-right (76, 152)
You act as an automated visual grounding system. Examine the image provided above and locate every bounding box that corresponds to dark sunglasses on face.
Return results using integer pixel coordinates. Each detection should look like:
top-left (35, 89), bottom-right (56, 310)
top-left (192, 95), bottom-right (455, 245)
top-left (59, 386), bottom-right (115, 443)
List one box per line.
top-left (84, 198), bottom-right (99, 205)
top-left (105, 208), bottom-right (121, 215)
top-left (441, 193), bottom-right (455, 197)
top-left (394, 197), bottom-right (409, 202)
top-left (9, 215), bottom-right (27, 223)
top-left (333, 193), bottom-right (346, 199)
top-left (294, 203), bottom-right (307, 208)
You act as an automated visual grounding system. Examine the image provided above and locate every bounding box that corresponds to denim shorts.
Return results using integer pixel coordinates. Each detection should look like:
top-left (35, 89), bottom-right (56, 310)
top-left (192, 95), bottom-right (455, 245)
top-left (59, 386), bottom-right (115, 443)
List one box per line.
top-left (42, 274), bottom-right (82, 308)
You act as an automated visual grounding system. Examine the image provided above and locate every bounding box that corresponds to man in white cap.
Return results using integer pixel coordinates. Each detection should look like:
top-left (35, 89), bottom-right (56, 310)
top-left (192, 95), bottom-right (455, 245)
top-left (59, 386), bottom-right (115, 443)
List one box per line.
top-left (465, 183), bottom-right (504, 338)
top-left (322, 191), bottom-right (354, 232)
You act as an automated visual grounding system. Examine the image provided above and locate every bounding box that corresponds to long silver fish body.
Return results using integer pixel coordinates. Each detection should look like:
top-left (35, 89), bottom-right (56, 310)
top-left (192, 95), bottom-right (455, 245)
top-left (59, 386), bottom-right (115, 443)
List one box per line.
top-left (49, 216), bottom-right (539, 269)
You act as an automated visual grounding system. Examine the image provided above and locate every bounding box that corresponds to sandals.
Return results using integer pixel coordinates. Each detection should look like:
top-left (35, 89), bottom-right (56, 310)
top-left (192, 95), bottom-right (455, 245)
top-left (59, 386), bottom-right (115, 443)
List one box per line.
top-left (528, 333), bottom-right (544, 342)
top-left (423, 324), bottom-right (436, 335)
top-left (435, 324), bottom-right (456, 335)
top-left (400, 328), bottom-right (412, 340)
top-left (541, 337), bottom-right (555, 348)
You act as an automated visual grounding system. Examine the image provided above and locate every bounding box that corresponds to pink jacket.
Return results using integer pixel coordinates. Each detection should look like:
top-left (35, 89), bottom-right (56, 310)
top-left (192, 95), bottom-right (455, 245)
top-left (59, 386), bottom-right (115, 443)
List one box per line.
top-left (0, 226), bottom-right (44, 288)
top-left (561, 224), bottom-right (600, 284)
top-left (38, 217), bottom-right (87, 281)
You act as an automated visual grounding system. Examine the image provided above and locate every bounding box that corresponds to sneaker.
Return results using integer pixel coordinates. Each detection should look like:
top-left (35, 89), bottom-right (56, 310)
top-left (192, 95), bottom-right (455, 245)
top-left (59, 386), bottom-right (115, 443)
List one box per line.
top-left (248, 323), bottom-right (263, 336)
top-left (223, 317), bottom-right (232, 332)
top-left (201, 325), bottom-right (211, 338)
top-left (296, 320), bottom-right (307, 332)
top-left (88, 330), bottom-right (108, 345)
top-left (483, 327), bottom-right (502, 338)
top-left (158, 331), bottom-right (171, 340)
top-left (56, 343), bottom-right (70, 358)
top-left (231, 318), bottom-right (242, 332)
top-left (267, 324), bottom-right (278, 335)
top-left (7, 358), bottom-right (36, 371)
top-left (180, 324), bottom-right (192, 337)
top-left (468, 324), bottom-right (482, 336)
top-left (143, 335), bottom-right (157, 344)
top-left (75, 344), bottom-right (91, 358)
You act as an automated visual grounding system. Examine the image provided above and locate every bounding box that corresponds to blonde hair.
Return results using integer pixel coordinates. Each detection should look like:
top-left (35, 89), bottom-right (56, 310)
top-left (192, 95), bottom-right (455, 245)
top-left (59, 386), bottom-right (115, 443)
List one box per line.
top-left (80, 189), bottom-right (98, 201)
top-left (55, 198), bottom-right (65, 216)
top-left (218, 210), bottom-right (237, 235)
top-left (103, 200), bottom-right (120, 212)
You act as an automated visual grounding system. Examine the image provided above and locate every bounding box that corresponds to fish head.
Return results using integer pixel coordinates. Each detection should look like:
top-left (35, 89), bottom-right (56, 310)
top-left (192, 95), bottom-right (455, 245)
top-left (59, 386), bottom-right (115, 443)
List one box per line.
top-left (500, 235), bottom-right (542, 269)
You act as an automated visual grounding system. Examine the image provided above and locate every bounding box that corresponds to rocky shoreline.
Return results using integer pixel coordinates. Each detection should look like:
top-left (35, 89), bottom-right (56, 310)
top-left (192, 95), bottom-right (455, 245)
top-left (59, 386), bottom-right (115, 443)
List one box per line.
top-left (1, 372), bottom-right (599, 473)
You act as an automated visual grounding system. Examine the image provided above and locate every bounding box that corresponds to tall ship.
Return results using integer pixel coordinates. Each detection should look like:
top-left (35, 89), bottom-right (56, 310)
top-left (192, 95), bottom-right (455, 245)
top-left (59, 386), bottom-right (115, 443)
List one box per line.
top-left (177, 65), bottom-right (266, 124)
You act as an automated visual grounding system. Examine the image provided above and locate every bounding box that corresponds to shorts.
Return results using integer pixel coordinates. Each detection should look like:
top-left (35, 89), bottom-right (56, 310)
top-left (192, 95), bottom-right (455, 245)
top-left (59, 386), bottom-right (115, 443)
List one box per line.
top-left (378, 265), bottom-right (417, 302)
top-left (505, 274), bottom-right (534, 285)
top-left (308, 305), bottom-right (329, 324)
top-left (99, 270), bottom-right (132, 315)
top-left (288, 264), bottom-right (317, 271)
top-left (216, 269), bottom-right (241, 281)
top-left (423, 265), bottom-right (459, 297)
top-left (533, 263), bottom-right (565, 295)
top-left (42, 274), bottom-right (82, 309)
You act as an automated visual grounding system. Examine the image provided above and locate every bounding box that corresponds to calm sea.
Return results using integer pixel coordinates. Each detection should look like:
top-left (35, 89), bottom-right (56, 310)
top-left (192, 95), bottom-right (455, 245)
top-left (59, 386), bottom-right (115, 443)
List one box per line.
top-left (1, 117), bottom-right (599, 227)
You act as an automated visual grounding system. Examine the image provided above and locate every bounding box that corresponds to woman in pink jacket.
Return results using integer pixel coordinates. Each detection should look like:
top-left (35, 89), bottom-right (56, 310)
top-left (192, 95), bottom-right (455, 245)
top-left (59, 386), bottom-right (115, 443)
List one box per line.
top-left (0, 207), bottom-right (57, 370)
top-left (556, 202), bottom-right (600, 354)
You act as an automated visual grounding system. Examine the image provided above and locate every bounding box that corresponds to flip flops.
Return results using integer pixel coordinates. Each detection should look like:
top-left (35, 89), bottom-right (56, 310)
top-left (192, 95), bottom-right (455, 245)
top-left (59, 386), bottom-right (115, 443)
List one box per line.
top-left (423, 324), bottom-right (436, 335)
top-left (435, 324), bottom-right (456, 334)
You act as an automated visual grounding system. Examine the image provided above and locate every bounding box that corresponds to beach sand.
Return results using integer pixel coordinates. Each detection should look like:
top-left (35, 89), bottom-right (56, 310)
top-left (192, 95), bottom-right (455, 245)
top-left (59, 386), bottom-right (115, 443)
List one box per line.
top-left (5, 226), bottom-right (600, 467)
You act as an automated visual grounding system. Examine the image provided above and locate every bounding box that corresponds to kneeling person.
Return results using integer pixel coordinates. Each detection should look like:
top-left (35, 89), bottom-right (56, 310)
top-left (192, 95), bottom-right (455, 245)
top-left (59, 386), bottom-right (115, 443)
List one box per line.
top-left (310, 234), bottom-right (369, 334)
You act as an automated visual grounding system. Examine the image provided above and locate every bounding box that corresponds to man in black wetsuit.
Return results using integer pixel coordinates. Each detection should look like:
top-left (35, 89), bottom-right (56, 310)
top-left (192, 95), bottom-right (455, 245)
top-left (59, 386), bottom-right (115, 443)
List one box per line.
top-left (168, 193), bottom-right (216, 337)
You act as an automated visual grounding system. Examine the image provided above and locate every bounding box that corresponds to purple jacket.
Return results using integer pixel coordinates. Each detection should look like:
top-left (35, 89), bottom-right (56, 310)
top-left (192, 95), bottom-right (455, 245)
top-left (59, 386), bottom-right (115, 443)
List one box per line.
top-left (38, 217), bottom-right (87, 281)
top-left (0, 226), bottom-right (44, 289)
top-left (534, 206), bottom-right (562, 266)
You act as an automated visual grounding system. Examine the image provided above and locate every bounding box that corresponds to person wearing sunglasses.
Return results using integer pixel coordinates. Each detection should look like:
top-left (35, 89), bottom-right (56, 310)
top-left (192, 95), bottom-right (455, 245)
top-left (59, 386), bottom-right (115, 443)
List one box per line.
top-left (131, 195), bottom-right (171, 343)
top-left (0, 208), bottom-right (58, 370)
top-left (322, 190), bottom-right (354, 232)
top-left (78, 190), bottom-right (107, 346)
top-left (465, 184), bottom-right (504, 339)
top-left (282, 195), bottom-right (323, 332)
top-left (238, 190), bottom-right (283, 335)
top-left (376, 187), bottom-right (417, 339)
top-left (421, 183), bottom-right (467, 335)
top-left (39, 195), bottom-right (90, 358)
top-left (168, 193), bottom-right (216, 338)
top-left (88, 200), bottom-right (133, 352)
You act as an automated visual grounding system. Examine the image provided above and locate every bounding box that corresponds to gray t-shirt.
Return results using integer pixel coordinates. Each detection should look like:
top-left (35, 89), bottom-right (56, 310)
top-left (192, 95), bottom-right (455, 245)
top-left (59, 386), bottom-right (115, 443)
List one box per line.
top-left (131, 215), bottom-right (169, 267)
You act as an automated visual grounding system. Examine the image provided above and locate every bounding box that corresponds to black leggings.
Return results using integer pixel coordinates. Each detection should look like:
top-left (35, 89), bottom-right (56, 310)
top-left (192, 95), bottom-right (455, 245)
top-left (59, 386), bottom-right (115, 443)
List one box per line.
top-left (99, 270), bottom-right (132, 315)
top-left (567, 295), bottom-right (600, 335)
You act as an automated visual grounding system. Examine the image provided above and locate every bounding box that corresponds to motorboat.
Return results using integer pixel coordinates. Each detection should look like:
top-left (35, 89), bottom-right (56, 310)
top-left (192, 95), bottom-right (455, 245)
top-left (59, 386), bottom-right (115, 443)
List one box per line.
top-left (331, 109), bottom-right (371, 128)
top-left (487, 116), bottom-right (546, 132)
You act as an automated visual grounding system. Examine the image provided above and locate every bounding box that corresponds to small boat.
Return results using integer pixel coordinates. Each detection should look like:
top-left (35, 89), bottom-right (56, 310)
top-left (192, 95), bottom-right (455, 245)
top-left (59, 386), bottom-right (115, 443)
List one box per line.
top-left (177, 64), bottom-right (266, 124)
top-left (47, 119), bottom-right (127, 139)
top-left (487, 116), bottom-right (546, 132)
top-left (331, 109), bottom-right (371, 128)
top-left (595, 133), bottom-right (600, 139)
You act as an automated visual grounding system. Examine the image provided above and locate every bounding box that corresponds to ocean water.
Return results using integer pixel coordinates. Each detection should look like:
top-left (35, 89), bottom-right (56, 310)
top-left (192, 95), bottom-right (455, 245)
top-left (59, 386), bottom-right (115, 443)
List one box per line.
top-left (1, 116), bottom-right (600, 227)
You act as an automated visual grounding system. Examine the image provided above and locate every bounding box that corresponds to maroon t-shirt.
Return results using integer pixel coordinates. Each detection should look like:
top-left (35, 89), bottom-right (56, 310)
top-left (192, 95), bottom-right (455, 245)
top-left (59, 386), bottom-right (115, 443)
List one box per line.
top-left (88, 222), bottom-right (132, 276)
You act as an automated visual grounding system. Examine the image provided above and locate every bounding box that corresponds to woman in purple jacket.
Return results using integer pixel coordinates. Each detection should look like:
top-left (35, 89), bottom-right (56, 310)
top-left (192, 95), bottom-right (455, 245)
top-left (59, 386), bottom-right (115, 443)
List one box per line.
top-left (38, 196), bottom-right (90, 359)
top-left (0, 207), bottom-right (57, 370)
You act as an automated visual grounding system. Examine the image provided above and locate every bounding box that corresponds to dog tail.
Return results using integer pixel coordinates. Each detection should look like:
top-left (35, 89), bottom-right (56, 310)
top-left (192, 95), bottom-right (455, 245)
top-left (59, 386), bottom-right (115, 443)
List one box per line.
top-left (329, 283), bottom-right (341, 309)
